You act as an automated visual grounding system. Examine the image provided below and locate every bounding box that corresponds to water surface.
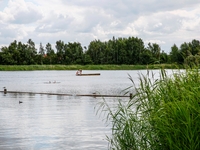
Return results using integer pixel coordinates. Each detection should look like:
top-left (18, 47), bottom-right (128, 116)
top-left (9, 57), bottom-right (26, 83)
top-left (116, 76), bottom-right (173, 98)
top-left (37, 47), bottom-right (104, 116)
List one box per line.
top-left (0, 70), bottom-right (166, 149)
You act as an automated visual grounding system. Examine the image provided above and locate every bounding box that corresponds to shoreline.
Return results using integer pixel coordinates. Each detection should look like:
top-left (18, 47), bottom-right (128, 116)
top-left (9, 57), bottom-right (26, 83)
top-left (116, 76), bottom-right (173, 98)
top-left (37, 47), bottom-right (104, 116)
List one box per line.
top-left (0, 64), bottom-right (182, 71)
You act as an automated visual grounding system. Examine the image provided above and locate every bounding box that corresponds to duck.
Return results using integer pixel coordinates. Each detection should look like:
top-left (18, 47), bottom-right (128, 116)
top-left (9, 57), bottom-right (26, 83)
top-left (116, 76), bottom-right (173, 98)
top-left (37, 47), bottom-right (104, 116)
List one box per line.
top-left (3, 87), bottom-right (7, 94)
top-left (19, 101), bottom-right (23, 104)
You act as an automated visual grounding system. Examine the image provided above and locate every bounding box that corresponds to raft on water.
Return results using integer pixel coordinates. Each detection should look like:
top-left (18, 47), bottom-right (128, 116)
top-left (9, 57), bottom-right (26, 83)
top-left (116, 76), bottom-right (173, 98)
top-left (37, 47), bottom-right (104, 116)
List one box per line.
top-left (76, 73), bottom-right (100, 76)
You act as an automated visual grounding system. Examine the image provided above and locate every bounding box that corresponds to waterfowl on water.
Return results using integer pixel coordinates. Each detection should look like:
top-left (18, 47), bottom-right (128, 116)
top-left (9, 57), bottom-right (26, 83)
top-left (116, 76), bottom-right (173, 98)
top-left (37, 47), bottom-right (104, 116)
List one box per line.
top-left (19, 101), bottom-right (23, 104)
top-left (3, 87), bottom-right (7, 94)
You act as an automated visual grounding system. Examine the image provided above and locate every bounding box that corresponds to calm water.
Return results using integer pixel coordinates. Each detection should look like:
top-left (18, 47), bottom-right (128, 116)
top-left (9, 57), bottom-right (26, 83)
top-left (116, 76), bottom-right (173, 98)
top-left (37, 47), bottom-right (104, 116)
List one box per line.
top-left (0, 70), bottom-right (167, 149)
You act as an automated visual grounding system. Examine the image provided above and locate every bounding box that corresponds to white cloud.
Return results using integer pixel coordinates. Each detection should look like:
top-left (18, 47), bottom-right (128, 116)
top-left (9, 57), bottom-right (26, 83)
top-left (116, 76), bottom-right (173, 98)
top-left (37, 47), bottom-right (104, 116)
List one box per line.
top-left (0, 0), bottom-right (200, 52)
top-left (145, 39), bottom-right (166, 45)
top-left (3, 0), bottom-right (42, 24)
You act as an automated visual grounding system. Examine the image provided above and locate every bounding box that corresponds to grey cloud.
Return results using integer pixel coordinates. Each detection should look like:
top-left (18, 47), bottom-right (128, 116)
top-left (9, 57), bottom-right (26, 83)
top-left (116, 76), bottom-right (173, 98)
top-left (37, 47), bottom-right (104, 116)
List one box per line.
top-left (0, 0), bottom-right (200, 53)
top-left (35, 14), bottom-right (74, 33)
top-left (60, 0), bottom-right (200, 14)
top-left (78, 9), bottom-right (113, 32)
top-left (146, 15), bottom-right (182, 34)
top-left (35, 7), bottom-right (117, 35)
top-left (0, 24), bottom-right (18, 38)
top-left (59, 0), bottom-right (200, 34)
top-left (11, 7), bottom-right (42, 24)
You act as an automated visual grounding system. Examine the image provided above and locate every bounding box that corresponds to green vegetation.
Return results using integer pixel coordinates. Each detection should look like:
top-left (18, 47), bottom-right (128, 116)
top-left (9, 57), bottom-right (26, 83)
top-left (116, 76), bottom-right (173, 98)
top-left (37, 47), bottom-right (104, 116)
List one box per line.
top-left (1, 37), bottom-right (200, 66)
top-left (97, 69), bottom-right (200, 150)
top-left (0, 64), bottom-right (181, 71)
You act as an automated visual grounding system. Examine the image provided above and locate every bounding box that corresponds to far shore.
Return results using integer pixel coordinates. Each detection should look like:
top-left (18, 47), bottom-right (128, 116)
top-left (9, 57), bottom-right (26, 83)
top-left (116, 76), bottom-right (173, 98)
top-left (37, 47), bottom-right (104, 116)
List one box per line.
top-left (0, 64), bottom-right (182, 71)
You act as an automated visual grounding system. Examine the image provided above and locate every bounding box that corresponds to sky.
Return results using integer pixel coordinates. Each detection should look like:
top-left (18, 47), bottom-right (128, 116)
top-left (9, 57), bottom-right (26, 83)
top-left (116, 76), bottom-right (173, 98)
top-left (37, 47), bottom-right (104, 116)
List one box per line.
top-left (0, 0), bottom-right (200, 53)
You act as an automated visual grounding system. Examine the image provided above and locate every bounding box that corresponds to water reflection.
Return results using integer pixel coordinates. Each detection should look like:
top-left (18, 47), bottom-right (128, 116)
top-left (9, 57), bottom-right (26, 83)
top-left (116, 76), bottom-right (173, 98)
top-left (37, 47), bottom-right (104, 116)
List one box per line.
top-left (0, 93), bottom-right (112, 150)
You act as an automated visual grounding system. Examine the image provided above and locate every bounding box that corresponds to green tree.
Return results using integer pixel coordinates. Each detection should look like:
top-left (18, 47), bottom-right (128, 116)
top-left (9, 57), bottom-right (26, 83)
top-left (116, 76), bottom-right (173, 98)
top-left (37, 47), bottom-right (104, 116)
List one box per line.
top-left (18, 42), bottom-right (29, 65)
top-left (115, 38), bottom-right (126, 64)
top-left (45, 43), bottom-right (55, 64)
top-left (170, 44), bottom-right (179, 63)
top-left (82, 54), bottom-right (92, 64)
top-left (140, 49), bottom-right (154, 64)
top-left (147, 43), bottom-right (161, 63)
top-left (87, 40), bottom-right (103, 64)
top-left (125, 37), bottom-right (144, 64)
top-left (189, 39), bottom-right (200, 55)
top-left (38, 42), bottom-right (45, 64)
top-left (26, 39), bottom-right (37, 64)
top-left (55, 40), bottom-right (65, 64)
top-left (160, 50), bottom-right (169, 63)
top-left (0, 40), bottom-right (21, 65)
top-left (180, 42), bottom-right (191, 59)
top-left (0, 46), bottom-right (14, 64)
top-left (64, 42), bottom-right (84, 64)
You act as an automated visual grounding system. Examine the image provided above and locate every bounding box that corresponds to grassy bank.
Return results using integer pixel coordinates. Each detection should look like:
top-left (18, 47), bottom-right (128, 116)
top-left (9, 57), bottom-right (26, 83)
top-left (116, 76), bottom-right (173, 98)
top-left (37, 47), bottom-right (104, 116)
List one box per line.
top-left (0, 64), bottom-right (181, 71)
top-left (97, 69), bottom-right (200, 150)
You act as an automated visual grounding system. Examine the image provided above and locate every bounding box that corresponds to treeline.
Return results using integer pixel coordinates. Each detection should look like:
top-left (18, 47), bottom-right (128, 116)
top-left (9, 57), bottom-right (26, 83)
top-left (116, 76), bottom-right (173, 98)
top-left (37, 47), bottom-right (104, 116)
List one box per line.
top-left (0, 37), bottom-right (200, 66)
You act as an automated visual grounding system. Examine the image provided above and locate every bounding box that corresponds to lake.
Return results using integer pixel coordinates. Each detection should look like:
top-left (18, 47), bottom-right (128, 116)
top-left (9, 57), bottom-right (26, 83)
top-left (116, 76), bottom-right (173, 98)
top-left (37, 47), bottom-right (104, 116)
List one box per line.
top-left (0, 70), bottom-right (166, 149)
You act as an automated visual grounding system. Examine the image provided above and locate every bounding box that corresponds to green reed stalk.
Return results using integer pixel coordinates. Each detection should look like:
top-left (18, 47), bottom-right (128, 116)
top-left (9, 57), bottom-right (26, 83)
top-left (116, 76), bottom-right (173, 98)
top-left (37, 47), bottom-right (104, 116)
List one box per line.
top-left (97, 69), bottom-right (200, 150)
top-left (0, 64), bottom-right (181, 71)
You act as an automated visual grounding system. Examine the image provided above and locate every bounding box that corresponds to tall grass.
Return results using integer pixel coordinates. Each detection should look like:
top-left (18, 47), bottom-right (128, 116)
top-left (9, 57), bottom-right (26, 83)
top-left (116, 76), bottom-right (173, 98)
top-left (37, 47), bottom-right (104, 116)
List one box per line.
top-left (0, 64), bottom-right (180, 71)
top-left (97, 69), bottom-right (200, 150)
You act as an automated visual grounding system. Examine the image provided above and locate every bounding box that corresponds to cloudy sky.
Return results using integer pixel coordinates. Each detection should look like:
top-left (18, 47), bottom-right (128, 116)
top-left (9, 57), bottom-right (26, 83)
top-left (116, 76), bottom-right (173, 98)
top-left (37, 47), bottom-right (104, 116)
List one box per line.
top-left (0, 0), bottom-right (200, 53)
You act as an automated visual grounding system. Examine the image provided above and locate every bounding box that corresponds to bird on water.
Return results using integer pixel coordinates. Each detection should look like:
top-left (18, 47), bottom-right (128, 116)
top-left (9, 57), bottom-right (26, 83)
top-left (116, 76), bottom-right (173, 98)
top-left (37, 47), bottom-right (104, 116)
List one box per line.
top-left (19, 101), bottom-right (23, 104)
top-left (3, 87), bottom-right (7, 94)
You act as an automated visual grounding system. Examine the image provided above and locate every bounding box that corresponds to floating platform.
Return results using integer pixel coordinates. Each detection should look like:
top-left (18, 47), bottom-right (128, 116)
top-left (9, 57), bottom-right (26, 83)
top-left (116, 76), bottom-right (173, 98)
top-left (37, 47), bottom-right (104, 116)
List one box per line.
top-left (76, 73), bottom-right (100, 76)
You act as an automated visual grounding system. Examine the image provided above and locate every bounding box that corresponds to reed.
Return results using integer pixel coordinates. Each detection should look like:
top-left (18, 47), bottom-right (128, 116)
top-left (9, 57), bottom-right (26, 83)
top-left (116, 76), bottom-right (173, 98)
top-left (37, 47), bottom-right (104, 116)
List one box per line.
top-left (97, 68), bottom-right (200, 150)
top-left (0, 64), bottom-right (181, 71)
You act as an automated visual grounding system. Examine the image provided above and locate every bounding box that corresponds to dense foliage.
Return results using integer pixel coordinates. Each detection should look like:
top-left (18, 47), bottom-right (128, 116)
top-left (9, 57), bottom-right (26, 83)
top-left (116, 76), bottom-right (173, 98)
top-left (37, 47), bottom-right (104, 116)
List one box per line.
top-left (0, 37), bottom-right (200, 66)
top-left (98, 69), bottom-right (200, 150)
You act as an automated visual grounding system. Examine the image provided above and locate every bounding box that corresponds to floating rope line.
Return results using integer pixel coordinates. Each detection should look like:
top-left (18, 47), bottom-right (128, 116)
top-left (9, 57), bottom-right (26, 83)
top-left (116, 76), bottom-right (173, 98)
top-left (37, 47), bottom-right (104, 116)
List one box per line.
top-left (0, 90), bottom-right (131, 98)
